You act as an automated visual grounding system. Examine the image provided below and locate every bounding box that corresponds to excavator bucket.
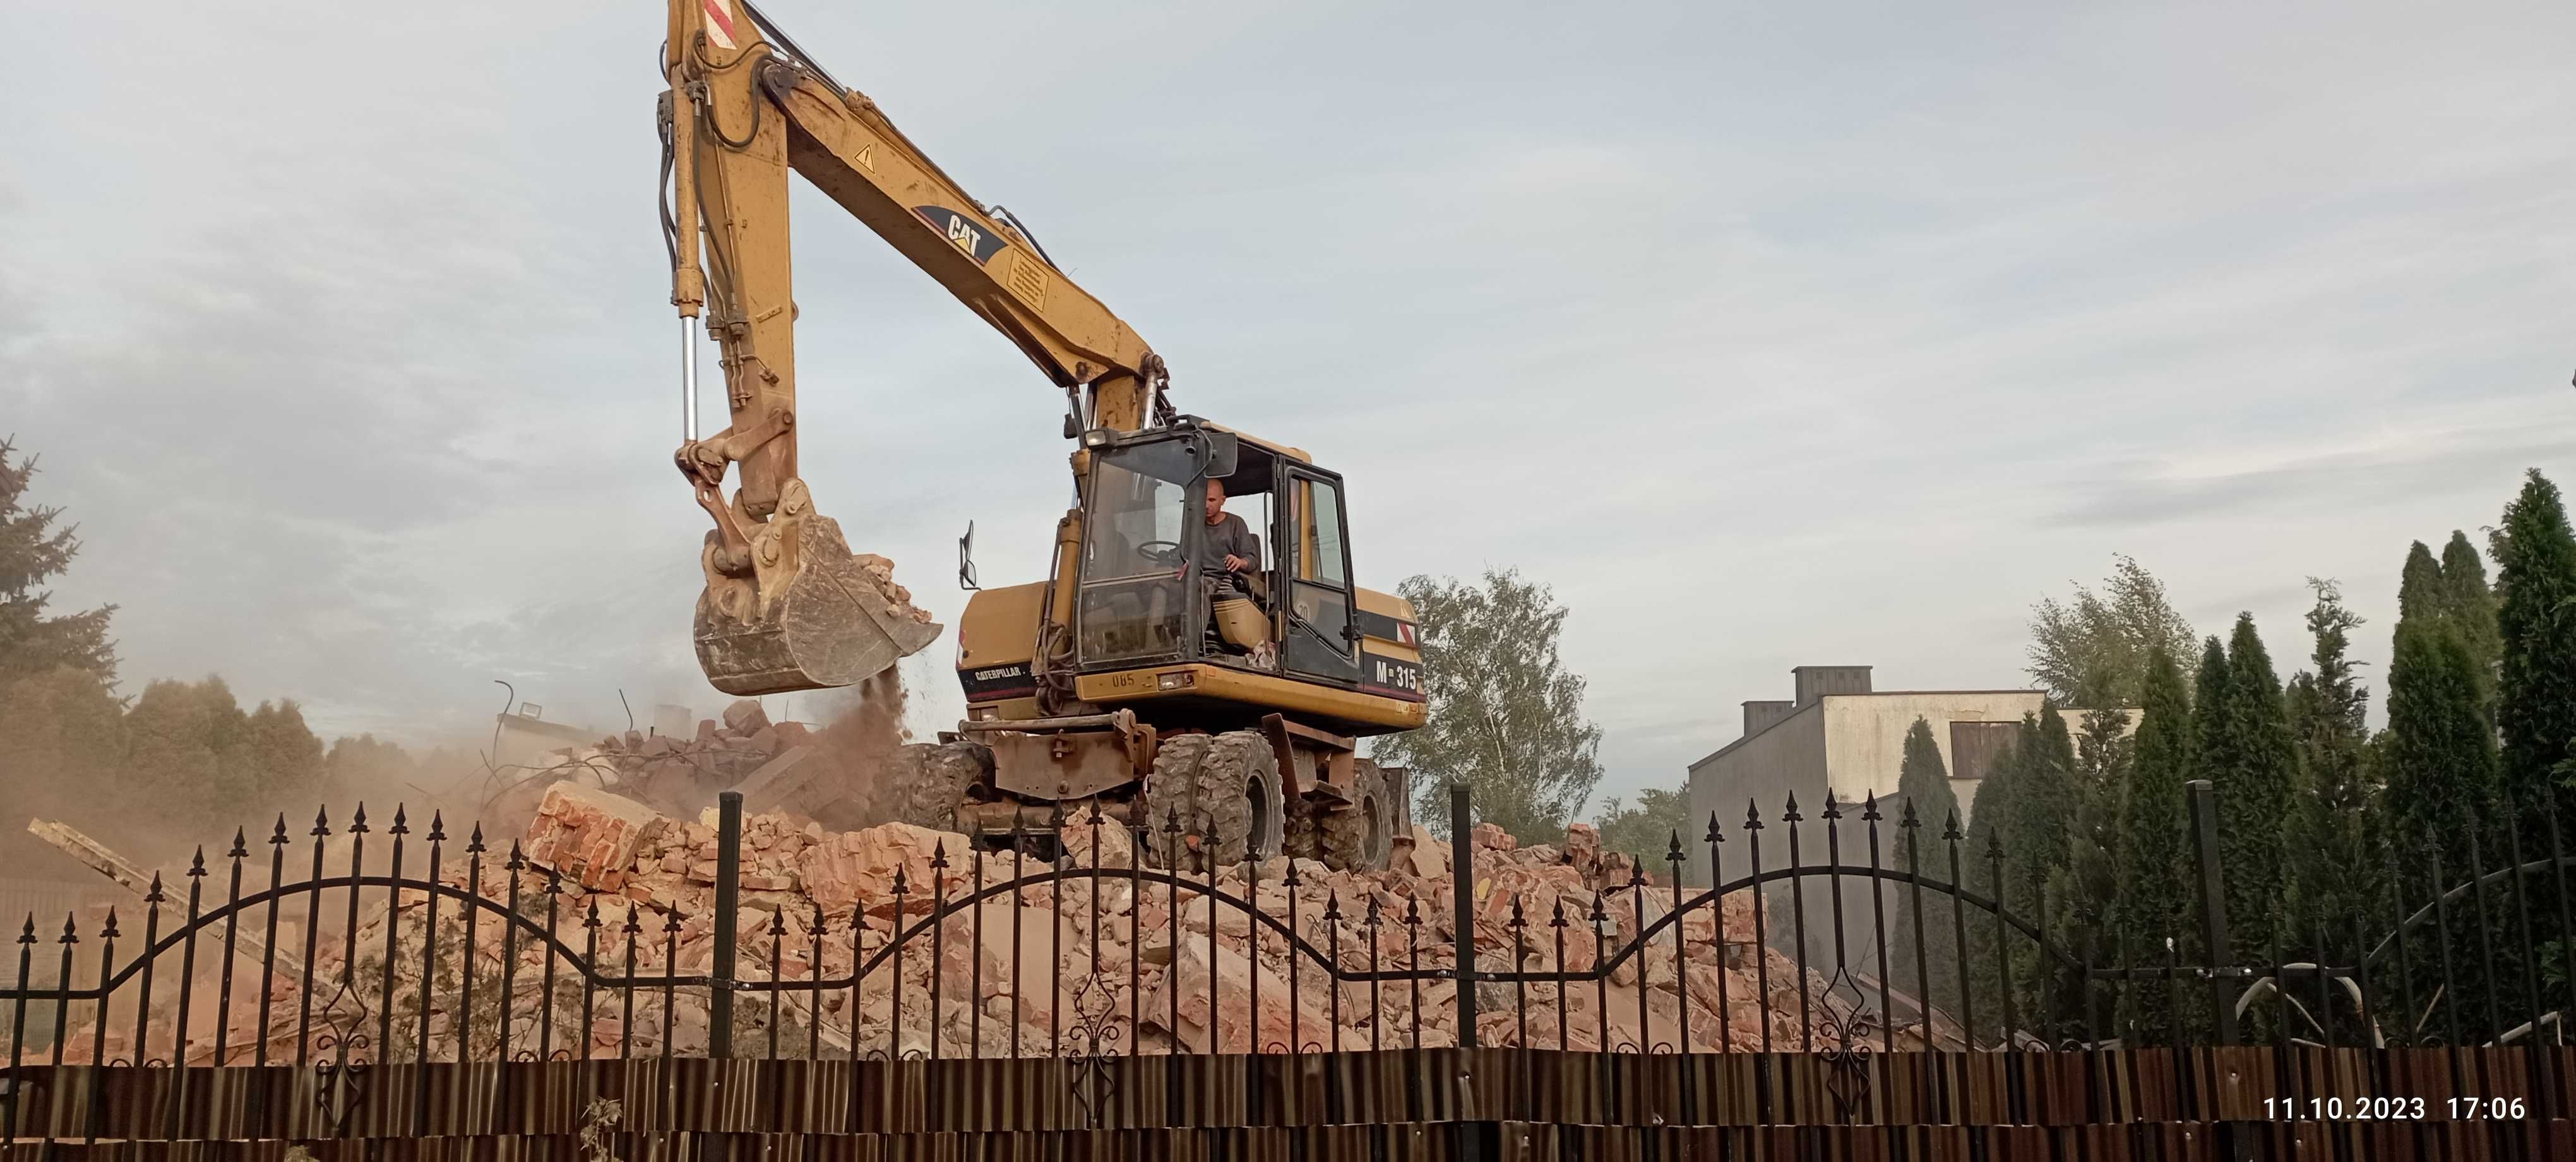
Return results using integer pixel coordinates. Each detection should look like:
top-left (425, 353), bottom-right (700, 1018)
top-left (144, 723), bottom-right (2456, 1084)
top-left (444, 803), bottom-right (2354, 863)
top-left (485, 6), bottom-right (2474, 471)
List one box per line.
top-left (693, 512), bottom-right (943, 696)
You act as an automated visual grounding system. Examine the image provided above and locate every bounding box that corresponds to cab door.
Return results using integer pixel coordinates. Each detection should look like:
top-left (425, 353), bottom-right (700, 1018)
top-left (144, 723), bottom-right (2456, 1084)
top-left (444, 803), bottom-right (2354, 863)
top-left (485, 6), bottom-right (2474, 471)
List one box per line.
top-left (1275, 465), bottom-right (1361, 683)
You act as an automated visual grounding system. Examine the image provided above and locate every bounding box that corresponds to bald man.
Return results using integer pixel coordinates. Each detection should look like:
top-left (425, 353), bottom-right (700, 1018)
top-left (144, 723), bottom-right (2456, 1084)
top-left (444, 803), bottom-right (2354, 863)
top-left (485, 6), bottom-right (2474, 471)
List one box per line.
top-left (1196, 477), bottom-right (1261, 586)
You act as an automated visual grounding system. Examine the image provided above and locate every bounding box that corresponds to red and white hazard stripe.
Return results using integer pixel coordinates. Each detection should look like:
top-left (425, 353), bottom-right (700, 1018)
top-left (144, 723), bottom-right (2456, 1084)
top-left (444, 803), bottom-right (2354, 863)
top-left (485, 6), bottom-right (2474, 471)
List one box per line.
top-left (700, 0), bottom-right (739, 51)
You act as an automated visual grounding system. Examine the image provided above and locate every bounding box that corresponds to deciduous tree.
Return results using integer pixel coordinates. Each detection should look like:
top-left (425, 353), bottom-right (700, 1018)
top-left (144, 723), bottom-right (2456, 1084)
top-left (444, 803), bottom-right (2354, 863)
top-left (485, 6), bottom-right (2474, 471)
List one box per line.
top-left (1593, 784), bottom-right (1690, 868)
top-left (1370, 568), bottom-right (1604, 842)
top-left (2027, 555), bottom-right (2195, 708)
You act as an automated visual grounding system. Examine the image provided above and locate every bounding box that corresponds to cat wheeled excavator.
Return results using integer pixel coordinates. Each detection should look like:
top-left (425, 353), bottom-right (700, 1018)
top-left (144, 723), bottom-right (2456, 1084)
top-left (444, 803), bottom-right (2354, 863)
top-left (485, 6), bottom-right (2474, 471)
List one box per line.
top-left (659, 1), bottom-right (1425, 868)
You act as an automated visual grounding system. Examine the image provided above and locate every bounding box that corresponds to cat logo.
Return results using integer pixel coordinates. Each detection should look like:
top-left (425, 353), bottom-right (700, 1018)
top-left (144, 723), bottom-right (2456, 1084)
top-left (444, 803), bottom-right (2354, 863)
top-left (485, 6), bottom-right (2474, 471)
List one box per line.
top-left (911, 205), bottom-right (1008, 265)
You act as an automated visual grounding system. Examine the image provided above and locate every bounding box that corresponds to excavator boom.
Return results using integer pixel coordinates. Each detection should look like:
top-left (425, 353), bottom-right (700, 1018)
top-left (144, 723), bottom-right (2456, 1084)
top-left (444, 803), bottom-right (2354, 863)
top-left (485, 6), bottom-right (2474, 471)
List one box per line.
top-left (661, 0), bottom-right (1166, 694)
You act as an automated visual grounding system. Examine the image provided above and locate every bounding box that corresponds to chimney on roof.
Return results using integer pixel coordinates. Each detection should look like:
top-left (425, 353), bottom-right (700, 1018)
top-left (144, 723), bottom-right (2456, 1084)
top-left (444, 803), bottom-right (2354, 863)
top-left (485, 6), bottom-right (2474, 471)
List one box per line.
top-left (1741, 700), bottom-right (1796, 737)
top-left (1792, 665), bottom-right (1873, 706)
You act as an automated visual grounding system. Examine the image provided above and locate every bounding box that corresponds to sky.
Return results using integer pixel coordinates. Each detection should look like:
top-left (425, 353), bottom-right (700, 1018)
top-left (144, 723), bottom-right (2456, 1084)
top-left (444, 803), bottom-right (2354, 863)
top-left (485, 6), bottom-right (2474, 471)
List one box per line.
top-left (5, 1), bottom-right (2572, 813)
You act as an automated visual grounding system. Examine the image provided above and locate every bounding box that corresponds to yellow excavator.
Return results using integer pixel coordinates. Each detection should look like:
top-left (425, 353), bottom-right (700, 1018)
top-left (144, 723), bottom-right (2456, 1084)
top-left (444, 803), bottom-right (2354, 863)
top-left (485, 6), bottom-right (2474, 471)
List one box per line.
top-left (660, 1), bottom-right (1424, 868)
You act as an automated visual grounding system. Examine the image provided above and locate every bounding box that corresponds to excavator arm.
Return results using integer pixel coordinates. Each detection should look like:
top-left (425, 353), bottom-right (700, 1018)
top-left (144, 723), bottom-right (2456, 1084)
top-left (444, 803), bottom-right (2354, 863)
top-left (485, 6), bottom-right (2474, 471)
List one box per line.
top-left (661, 0), bottom-right (1167, 695)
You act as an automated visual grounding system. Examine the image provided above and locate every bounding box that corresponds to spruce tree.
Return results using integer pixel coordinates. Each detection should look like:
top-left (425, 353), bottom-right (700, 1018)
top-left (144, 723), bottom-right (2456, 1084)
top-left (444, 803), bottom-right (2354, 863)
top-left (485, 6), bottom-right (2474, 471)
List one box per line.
top-left (0, 436), bottom-right (117, 685)
top-left (1888, 717), bottom-right (1965, 1021)
top-left (2114, 647), bottom-right (2195, 1038)
top-left (2496, 471), bottom-right (2576, 825)
top-left (2199, 614), bottom-right (2296, 962)
top-left (2278, 581), bottom-right (2377, 986)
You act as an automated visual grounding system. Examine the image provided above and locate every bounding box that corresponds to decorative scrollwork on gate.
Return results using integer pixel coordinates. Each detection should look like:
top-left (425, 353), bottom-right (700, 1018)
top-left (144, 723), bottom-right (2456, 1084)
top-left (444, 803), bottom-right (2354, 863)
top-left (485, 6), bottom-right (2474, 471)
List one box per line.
top-left (1062, 966), bottom-right (1125, 1129)
top-left (1813, 965), bottom-right (1881, 1124)
top-left (307, 970), bottom-right (375, 1137)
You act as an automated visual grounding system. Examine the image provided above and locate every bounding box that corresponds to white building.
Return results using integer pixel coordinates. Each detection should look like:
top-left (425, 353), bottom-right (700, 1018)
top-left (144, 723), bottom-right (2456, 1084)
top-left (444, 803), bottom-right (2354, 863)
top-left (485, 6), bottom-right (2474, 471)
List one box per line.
top-left (1682, 666), bottom-right (2130, 887)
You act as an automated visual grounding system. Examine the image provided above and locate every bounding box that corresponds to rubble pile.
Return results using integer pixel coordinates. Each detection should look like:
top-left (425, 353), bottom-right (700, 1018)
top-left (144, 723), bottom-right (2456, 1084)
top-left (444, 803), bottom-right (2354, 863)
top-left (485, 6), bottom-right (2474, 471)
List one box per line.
top-left (65, 786), bottom-right (1871, 1065)
top-left (486, 698), bottom-right (811, 827)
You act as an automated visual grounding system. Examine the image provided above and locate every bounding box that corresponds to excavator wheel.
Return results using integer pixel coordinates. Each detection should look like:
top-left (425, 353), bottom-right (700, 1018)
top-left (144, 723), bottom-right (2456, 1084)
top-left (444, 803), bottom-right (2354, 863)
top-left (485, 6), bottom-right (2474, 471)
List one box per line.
top-left (885, 740), bottom-right (993, 834)
top-left (1139, 734), bottom-right (1212, 868)
top-left (1311, 758), bottom-right (1395, 872)
top-left (1141, 731), bottom-right (1281, 870)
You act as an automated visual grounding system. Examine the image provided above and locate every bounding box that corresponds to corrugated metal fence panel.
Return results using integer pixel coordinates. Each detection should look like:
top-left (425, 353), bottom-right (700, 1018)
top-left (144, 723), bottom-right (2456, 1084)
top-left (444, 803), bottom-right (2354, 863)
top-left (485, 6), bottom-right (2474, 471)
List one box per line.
top-left (15, 1047), bottom-right (2575, 1144)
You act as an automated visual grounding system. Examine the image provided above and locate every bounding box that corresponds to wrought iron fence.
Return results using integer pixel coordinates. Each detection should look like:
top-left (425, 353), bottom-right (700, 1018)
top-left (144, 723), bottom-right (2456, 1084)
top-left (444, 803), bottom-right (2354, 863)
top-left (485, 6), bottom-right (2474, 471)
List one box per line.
top-left (0, 777), bottom-right (2571, 1144)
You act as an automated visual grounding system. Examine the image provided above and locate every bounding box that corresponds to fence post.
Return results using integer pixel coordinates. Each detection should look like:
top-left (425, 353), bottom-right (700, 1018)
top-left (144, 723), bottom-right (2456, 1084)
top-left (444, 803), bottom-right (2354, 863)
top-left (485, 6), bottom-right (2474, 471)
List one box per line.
top-left (1452, 782), bottom-right (1479, 1050)
top-left (2185, 780), bottom-right (2238, 1045)
top-left (712, 790), bottom-right (743, 1058)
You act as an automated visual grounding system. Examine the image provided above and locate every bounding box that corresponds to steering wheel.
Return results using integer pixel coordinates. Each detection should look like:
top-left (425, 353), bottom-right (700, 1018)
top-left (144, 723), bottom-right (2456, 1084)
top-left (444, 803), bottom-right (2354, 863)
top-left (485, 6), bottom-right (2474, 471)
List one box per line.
top-left (1135, 539), bottom-right (1184, 567)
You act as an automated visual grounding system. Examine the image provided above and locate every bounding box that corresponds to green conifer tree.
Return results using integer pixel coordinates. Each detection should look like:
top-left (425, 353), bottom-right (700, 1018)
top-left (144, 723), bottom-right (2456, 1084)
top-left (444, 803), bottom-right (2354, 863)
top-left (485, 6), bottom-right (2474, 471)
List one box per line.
top-left (2199, 615), bottom-right (2296, 962)
top-left (1887, 717), bottom-right (1965, 1018)
top-left (2114, 647), bottom-right (2196, 1038)
top-left (1962, 727), bottom-right (2025, 1045)
top-left (2491, 470), bottom-right (2576, 1033)
top-left (2397, 542), bottom-right (2445, 624)
top-left (2277, 581), bottom-right (2377, 998)
top-left (2007, 706), bottom-right (2082, 906)
top-left (1962, 710), bottom-right (2080, 1043)
top-left (2382, 617), bottom-right (2501, 1039)
top-left (2437, 531), bottom-right (2503, 710)
top-left (2047, 705), bottom-right (2132, 1039)
top-left (2496, 472), bottom-right (2576, 827)
top-left (0, 438), bottom-right (117, 686)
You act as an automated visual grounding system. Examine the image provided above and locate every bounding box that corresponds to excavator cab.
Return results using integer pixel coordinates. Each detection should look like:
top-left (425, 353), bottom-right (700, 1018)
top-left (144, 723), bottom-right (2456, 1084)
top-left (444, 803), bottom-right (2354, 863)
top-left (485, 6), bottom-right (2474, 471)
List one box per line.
top-left (1073, 428), bottom-right (1236, 665)
top-left (1071, 422), bottom-right (1364, 688)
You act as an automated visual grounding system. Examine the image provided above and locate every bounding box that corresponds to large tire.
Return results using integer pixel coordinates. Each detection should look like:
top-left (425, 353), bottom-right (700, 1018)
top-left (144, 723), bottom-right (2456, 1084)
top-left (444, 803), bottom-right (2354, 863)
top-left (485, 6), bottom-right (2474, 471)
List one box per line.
top-left (1140, 731), bottom-right (1282, 870)
top-left (886, 741), bottom-right (991, 833)
top-left (1140, 733), bottom-right (1214, 868)
top-left (1205, 731), bottom-right (1285, 866)
top-left (1315, 758), bottom-right (1395, 871)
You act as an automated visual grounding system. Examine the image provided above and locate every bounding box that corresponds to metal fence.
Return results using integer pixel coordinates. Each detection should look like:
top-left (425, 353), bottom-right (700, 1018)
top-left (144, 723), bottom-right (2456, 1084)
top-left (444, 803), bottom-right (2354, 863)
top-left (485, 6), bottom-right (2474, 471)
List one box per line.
top-left (1, 777), bottom-right (2572, 1149)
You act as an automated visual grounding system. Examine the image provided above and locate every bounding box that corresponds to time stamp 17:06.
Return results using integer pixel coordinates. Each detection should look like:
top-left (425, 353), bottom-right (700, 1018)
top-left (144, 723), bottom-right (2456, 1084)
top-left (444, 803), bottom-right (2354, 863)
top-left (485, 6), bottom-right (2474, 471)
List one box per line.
top-left (2263, 1097), bottom-right (2527, 1120)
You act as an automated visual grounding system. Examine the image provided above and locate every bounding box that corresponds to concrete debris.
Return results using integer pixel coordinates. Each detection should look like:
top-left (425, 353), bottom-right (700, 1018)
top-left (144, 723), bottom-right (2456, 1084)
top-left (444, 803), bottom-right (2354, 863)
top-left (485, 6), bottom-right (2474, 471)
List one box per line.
top-left (27, 817), bottom-right (329, 991)
top-left (481, 698), bottom-right (818, 833)
top-left (59, 785), bottom-right (1884, 1064)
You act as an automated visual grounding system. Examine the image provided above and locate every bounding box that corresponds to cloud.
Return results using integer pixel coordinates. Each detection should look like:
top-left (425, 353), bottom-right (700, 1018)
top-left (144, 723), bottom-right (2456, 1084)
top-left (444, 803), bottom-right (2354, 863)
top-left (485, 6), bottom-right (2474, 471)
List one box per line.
top-left (2051, 426), bottom-right (2573, 530)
